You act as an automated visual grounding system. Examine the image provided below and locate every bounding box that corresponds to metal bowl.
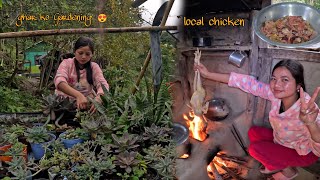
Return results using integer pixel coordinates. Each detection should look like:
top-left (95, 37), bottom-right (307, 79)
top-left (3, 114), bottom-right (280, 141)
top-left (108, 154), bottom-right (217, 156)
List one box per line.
top-left (253, 2), bottom-right (320, 48)
top-left (172, 123), bottom-right (189, 145)
top-left (171, 123), bottom-right (190, 157)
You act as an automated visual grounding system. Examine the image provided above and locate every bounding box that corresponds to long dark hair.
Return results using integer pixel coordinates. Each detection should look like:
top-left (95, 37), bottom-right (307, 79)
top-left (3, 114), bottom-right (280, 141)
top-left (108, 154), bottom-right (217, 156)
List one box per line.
top-left (74, 37), bottom-right (94, 85)
top-left (272, 60), bottom-right (306, 97)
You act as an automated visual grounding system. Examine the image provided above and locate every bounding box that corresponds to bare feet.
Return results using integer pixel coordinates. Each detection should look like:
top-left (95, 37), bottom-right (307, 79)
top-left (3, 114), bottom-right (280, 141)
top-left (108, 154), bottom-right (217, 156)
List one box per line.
top-left (281, 167), bottom-right (297, 178)
top-left (268, 167), bottom-right (298, 180)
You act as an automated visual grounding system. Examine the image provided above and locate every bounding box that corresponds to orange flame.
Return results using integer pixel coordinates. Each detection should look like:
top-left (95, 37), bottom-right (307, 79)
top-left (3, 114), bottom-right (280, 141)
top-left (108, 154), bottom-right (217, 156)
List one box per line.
top-left (207, 163), bottom-right (213, 173)
top-left (183, 112), bottom-right (207, 141)
top-left (215, 157), bottom-right (227, 167)
top-left (180, 154), bottom-right (189, 159)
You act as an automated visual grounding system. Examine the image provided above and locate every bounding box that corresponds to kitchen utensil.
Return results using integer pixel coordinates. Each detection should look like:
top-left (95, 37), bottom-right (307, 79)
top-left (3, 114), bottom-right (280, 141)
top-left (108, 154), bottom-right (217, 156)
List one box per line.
top-left (204, 98), bottom-right (230, 121)
top-left (193, 37), bottom-right (212, 47)
top-left (172, 123), bottom-right (190, 157)
top-left (228, 50), bottom-right (247, 68)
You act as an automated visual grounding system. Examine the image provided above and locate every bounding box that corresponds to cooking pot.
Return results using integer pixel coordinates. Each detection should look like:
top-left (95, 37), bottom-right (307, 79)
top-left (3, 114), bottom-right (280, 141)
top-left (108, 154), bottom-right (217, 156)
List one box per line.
top-left (204, 98), bottom-right (230, 121)
top-left (193, 37), bottom-right (212, 47)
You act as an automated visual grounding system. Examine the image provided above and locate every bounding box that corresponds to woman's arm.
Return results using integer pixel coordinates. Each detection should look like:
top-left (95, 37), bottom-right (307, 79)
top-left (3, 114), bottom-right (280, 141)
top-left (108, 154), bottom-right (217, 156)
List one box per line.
top-left (88, 63), bottom-right (109, 114)
top-left (57, 82), bottom-right (88, 110)
top-left (195, 63), bottom-right (274, 100)
top-left (195, 63), bottom-right (230, 83)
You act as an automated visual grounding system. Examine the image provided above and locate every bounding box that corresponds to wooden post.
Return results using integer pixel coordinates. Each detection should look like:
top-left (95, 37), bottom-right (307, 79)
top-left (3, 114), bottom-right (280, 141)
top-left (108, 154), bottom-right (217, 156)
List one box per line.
top-left (0, 26), bottom-right (177, 39)
top-left (131, 0), bottom-right (176, 94)
top-left (150, 30), bottom-right (162, 102)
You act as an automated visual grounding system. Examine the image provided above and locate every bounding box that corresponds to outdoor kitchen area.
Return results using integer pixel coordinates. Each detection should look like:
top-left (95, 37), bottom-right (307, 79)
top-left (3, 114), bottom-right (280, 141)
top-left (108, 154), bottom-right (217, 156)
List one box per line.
top-left (171, 0), bottom-right (320, 179)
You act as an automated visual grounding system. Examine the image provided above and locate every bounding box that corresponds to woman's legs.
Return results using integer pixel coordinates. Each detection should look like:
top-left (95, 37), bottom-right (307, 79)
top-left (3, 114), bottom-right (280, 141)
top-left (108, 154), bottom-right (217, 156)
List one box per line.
top-left (248, 126), bottom-right (319, 171)
top-left (248, 126), bottom-right (274, 143)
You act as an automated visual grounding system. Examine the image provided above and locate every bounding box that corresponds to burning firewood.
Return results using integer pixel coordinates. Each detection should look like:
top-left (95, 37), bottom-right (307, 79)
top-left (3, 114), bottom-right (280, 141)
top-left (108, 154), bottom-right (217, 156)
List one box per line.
top-left (190, 49), bottom-right (209, 116)
top-left (213, 160), bottom-right (246, 180)
top-left (216, 154), bottom-right (246, 164)
top-left (216, 153), bottom-right (252, 170)
top-left (207, 161), bottom-right (223, 180)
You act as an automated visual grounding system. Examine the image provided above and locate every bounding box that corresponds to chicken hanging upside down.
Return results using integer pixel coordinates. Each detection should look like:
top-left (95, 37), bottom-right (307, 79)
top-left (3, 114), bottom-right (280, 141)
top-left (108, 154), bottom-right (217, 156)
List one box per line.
top-left (190, 49), bottom-right (209, 116)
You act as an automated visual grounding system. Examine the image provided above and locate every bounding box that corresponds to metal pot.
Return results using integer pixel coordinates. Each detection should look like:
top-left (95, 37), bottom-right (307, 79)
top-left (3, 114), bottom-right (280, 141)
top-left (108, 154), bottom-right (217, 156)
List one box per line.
top-left (204, 98), bottom-right (230, 121)
top-left (172, 123), bottom-right (190, 157)
top-left (193, 37), bottom-right (212, 47)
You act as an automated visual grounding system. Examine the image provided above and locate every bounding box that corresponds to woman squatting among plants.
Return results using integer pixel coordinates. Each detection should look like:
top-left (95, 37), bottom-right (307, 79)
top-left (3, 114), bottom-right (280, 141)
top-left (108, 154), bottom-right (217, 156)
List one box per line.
top-left (54, 36), bottom-right (109, 114)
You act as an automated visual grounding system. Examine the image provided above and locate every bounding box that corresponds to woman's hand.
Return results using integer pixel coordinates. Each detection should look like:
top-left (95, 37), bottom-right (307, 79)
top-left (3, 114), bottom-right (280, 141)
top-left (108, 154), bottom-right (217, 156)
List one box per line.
top-left (76, 93), bottom-right (88, 110)
top-left (299, 87), bottom-right (320, 125)
top-left (89, 95), bottom-right (102, 114)
top-left (194, 63), bottom-right (210, 78)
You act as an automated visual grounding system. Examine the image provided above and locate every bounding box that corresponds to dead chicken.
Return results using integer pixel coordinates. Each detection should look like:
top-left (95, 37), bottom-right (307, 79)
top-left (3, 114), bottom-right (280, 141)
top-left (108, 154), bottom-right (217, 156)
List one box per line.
top-left (190, 49), bottom-right (209, 116)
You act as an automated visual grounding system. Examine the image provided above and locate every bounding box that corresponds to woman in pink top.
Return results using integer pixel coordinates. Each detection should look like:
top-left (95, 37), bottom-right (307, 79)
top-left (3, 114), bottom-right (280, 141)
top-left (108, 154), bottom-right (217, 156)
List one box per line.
top-left (54, 37), bottom-right (109, 114)
top-left (195, 60), bottom-right (320, 180)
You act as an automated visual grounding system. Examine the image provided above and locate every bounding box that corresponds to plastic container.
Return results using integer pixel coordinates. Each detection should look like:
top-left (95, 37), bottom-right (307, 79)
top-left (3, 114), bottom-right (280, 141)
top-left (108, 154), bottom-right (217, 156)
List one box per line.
top-left (59, 132), bottom-right (84, 149)
top-left (30, 133), bottom-right (56, 160)
top-left (0, 144), bottom-right (28, 162)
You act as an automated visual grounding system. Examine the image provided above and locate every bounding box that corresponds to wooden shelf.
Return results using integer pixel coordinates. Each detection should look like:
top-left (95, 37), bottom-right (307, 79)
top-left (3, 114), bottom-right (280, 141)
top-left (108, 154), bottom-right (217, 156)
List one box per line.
top-left (180, 45), bottom-right (251, 57)
top-left (180, 45), bottom-right (251, 52)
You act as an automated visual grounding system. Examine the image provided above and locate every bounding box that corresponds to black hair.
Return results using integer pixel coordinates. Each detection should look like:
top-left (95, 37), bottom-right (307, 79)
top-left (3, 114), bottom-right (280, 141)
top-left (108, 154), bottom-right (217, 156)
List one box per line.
top-left (61, 53), bottom-right (75, 59)
top-left (74, 37), bottom-right (94, 85)
top-left (272, 60), bottom-right (306, 97)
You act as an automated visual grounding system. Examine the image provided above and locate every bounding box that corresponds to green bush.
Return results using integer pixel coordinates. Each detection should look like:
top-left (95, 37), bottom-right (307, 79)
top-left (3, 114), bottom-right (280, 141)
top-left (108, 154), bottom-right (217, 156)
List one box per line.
top-left (0, 87), bottom-right (42, 113)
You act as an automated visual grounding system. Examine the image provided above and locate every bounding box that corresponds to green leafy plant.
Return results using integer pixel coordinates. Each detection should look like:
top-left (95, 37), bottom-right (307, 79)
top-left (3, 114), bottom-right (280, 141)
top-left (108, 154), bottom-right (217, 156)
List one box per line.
top-left (1, 131), bottom-right (19, 145)
top-left (42, 94), bottom-right (75, 121)
top-left (60, 128), bottom-right (89, 140)
top-left (3, 142), bottom-right (25, 157)
top-left (115, 151), bottom-right (140, 174)
top-left (111, 133), bottom-right (139, 153)
top-left (0, 132), bottom-right (25, 161)
top-left (153, 156), bottom-right (176, 180)
top-left (7, 156), bottom-right (28, 179)
top-left (41, 148), bottom-right (71, 170)
top-left (76, 110), bottom-right (120, 134)
top-left (0, 87), bottom-right (42, 113)
top-left (24, 126), bottom-right (50, 144)
top-left (6, 125), bottom-right (26, 136)
top-left (144, 144), bottom-right (167, 162)
top-left (144, 142), bottom-right (176, 179)
top-left (143, 124), bottom-right (172, 144)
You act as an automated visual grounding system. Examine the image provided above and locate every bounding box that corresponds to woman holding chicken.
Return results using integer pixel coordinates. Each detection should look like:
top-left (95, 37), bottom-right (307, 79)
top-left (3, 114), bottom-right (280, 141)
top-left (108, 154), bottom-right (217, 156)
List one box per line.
top-left (195, 59), bottom-right (320, 180)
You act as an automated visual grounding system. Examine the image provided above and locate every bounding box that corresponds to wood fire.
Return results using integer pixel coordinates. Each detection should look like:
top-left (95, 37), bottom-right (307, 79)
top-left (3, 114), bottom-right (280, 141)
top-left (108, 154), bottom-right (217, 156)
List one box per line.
top-left (207, 152), bottom-right (248, 180)
top-left (183, 112), bottom-right (207, 141)
top-left (180, 154), bottom-right (190, 159)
